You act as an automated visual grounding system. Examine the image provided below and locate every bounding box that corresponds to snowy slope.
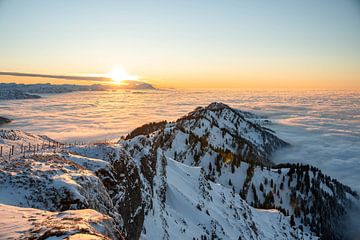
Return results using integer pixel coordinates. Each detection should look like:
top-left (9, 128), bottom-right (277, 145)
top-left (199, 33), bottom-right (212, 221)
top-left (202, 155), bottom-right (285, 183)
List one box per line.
top-left (122, 102), bottom-right (358, 239)
top-left (0, 204), bottom-right (122, 240)
top-left (64, 142), bottom-right (313, 239)
top-left (0, 102), bottom-right (357, 240)
top-left (0, 154), bottom-right (122, 225)
top-left (142, 156), bottom-right (316, 240)
top-left (0, 129), bottom-right (58, 159)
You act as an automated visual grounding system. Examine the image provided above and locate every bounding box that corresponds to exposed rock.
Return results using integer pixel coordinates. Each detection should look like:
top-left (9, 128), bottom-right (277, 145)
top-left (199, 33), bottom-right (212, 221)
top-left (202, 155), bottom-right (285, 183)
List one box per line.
top-left (0, 116), bottom-right (11, 125)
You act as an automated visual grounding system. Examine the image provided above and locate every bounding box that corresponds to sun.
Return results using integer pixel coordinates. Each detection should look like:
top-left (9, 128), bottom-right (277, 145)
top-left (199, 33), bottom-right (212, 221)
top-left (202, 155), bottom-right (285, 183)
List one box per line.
top-left (107, 67), bottom-right (138, 84)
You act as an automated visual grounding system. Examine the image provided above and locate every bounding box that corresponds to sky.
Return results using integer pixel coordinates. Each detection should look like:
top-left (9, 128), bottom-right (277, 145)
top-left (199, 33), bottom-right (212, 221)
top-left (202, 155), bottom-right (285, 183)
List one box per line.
top-left (0, 0), bottom-right (359, 89)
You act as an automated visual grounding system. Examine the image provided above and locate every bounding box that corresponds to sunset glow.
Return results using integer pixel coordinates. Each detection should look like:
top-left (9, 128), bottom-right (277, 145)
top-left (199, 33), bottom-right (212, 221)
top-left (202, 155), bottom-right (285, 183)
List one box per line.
top-left (0, 1), bottom-right (359, 238)
top-left (0, 1), bottom-right (359, 89)
top-left (107, 67), bottom-right (138, 84)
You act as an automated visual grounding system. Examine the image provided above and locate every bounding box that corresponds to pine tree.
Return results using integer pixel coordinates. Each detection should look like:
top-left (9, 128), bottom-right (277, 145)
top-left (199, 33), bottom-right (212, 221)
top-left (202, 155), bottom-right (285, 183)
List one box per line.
top-left (252, 183), bottom-right (258, 205)
top-left (259, 183), bottom-right (264, 192)
top-left (264, 190), bottom-right (274, 208)
top-left (290, 215), bottom-right (296, 227)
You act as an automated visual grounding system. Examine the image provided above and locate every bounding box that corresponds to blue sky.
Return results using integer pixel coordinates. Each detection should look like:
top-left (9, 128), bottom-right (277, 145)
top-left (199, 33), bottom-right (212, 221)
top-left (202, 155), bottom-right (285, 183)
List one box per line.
top-left (0, 0), bottom-right (359, 88)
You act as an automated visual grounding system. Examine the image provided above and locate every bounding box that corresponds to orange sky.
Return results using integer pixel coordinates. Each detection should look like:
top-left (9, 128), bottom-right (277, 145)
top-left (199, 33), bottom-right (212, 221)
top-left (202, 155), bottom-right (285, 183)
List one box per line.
top-left (1, 68), bottom-right (359, 90)
top-left (1, 1), bottom-right (359, 90)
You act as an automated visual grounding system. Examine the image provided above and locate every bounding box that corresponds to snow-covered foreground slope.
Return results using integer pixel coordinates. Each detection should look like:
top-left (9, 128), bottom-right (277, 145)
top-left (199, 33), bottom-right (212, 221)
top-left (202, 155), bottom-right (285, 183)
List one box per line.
top-left (0, 129), bottom-right (58, 159)
top-left (0, 204), bottom-right (122, 239)
top-left (0, 133), bottom-right (311, 239)
top-left (0, 102), bottom-right (358, 239)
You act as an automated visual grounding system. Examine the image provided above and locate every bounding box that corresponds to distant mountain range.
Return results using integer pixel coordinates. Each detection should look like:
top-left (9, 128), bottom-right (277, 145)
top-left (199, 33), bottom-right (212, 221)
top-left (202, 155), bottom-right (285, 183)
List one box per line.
top-left (0, 81), bottom-right (156, 100)
top-left (0, 103), bottom-right (357, 239)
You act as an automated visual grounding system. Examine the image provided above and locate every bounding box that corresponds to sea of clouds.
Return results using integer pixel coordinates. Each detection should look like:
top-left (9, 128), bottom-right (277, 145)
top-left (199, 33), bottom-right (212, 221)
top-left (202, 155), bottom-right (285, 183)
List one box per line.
top-left (1, 89), bottom-right (359, 191)
top-left (1, 89), bottom-right (359, 237)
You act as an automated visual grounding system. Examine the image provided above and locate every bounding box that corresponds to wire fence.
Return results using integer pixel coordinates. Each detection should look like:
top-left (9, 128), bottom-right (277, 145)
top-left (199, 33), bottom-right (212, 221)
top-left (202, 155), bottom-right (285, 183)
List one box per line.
top-left (0, 136), bottom-right (121, 162)
top-left (0, 140), bottom-right (85, 162)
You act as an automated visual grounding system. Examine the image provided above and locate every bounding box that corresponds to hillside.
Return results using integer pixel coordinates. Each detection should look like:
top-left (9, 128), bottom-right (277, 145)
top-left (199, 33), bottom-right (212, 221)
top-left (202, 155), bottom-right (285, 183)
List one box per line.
top-left (121, 102), bottom-right (358, 239)
top-left (0, 102), bottom-right (357, 239)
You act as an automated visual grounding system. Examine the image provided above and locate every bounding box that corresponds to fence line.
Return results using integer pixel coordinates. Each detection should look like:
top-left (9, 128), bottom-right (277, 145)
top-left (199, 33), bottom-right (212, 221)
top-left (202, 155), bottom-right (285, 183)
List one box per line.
top-left (0, 137), bottom-right (120, 162)
top-left (0, 140), bottom-right (85, 162)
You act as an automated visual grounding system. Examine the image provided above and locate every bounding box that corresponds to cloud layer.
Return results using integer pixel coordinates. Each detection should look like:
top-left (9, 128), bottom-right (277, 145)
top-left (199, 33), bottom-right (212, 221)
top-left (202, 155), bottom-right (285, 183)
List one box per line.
top-left (0, 71), bottom-right (109, 82)
top-left (1, 89), bottom-right (358, 192)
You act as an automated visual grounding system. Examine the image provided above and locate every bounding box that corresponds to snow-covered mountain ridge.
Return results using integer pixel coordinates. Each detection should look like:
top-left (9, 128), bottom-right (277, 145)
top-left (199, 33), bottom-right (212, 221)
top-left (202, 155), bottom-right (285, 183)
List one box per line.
top-left (0, 102), bottom-right (357, 239)
top-left (0, 89), bottom-right (41, 100)
top-left (121, 102), bottom-right (358, 239)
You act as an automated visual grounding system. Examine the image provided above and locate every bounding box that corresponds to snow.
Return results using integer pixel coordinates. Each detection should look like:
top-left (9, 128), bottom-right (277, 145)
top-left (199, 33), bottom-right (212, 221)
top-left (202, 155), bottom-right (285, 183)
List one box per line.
top-left (60, 152), bottom-right (111, 172)
top-left (142, 157), bottom-right (317, 240)
top-left (0, 102), bottom-right (356, 239)
top-left (0, 204), bottom-right (120, 239)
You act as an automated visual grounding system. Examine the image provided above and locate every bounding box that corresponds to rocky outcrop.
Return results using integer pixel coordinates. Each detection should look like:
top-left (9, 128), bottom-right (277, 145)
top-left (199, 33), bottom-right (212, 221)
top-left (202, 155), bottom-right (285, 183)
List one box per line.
top-left (68, 145), bottom-right (150, 239)
top-left (0, 116), bottom-right (11, 125)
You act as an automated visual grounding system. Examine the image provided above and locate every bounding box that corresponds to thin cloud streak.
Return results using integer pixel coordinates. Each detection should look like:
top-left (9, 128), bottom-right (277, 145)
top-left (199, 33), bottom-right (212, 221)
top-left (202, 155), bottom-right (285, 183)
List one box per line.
top-left (0, 71), bottom-right (110, 82)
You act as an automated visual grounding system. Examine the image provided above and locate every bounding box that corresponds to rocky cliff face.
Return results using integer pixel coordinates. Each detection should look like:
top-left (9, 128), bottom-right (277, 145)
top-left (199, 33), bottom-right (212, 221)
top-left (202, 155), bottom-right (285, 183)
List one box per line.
top-left (0, 103), bottom-right (357, 239)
